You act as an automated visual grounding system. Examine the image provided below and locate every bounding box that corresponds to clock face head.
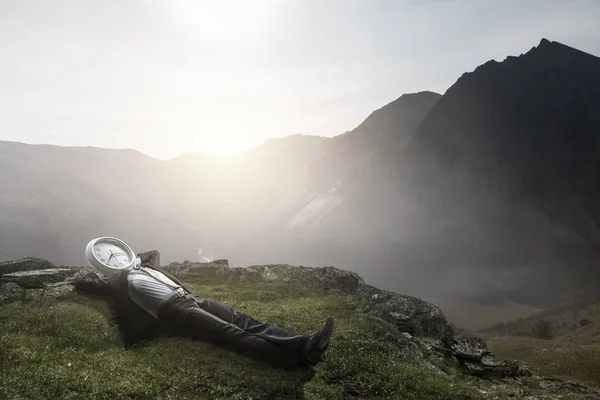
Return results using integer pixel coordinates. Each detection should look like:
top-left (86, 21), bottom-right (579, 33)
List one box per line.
top-left (85, 237), bottom-right (136, 274)
top-left (93, 238), bottom-right (133, 268)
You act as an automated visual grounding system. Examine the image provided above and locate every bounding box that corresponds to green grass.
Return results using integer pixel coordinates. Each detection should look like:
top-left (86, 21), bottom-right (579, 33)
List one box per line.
top-left (0, 278), bottom-right (481, 400)
top-left (486, 336), bottom-right (600, 387)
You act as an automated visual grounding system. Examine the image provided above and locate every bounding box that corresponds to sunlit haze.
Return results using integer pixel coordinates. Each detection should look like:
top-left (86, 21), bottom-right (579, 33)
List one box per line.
top-left (1, 0), bottom-right (599, 158)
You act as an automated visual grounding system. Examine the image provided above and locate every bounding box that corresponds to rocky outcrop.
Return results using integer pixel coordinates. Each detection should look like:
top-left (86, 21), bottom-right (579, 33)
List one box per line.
top-left (0, 268), bottom-right (80, 289)
top-left (164, 259), bottom-right (231, 279)
top-left (164, 261), bottom-right (449, 338)
top-left (415, 335), bottom-right (529, 379)
top-left (0, 258), bottom-right (87, 304)
top-left (0, 257), bottom-right (56, 275)
top-left (442, 335), bottom-right (529, 378)
top-left (357, 283), bottom-right (452, 339)
top-left (247, 265), bottom-right (363, 292)
top-left (162, 260), bottom-right (545, 379)
top-left (164, 261), bottom-right (362, 290)
top-left (446, 335), bottom-right (489, 359)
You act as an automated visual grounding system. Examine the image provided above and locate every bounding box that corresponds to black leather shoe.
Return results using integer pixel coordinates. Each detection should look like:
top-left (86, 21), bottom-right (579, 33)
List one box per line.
top-left (303, 317), bottom-right (334, 365)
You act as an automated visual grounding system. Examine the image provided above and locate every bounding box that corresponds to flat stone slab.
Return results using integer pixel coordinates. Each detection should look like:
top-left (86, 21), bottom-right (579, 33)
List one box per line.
top-left (0, 268), bottom-right (78, 289)
top-left (0, 257), bottom-right (56, 275)
top-left (441, 335), bottom-right (531, 378)
top-left (447, 335), bottom-right (488, 360)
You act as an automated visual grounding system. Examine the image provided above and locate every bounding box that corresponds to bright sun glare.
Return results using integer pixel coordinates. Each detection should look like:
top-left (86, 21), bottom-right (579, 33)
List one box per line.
top-left (194, 118), bottom-right (255, 154)
top-left (165, 0), bottom-right (278, 155)
top-left (169, 0), bottom-right (275, 42)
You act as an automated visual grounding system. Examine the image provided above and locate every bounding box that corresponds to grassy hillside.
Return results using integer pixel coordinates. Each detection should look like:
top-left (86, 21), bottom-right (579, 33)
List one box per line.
top-left (486, 335), bottom-right (600, 387)
top-left (479, 296), bottom-right (600, 339)
top-left (0, 276), bottom-right (480, 400)
top-left (482, 298), bottom-right (600, 389)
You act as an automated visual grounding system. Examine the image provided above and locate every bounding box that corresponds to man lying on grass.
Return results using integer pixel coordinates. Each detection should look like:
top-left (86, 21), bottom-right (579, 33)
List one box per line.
top-left (75, 250), bottom-right (335, 369)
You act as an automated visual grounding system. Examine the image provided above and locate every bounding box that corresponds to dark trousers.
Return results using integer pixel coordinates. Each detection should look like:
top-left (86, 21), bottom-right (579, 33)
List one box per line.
top-left (158, 294), bottom-right (311, 369)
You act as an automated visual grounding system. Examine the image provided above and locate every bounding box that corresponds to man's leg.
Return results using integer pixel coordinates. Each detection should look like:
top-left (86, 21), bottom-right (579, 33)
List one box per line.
top-left (158, 295), bottom-right (307, 368)
top-left (192, 296), bottom-right (309, 350)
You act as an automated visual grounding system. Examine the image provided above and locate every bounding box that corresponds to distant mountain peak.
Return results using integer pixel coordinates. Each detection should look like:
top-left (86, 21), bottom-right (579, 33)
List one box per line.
top-left (538, 37), bottom-right (552, 46)
top-left (535, 37), bottom-right (580, 52)
top-left (528, 37), bottom-right (600, 60)
top-left (450, 38), bottom-right (600, 95)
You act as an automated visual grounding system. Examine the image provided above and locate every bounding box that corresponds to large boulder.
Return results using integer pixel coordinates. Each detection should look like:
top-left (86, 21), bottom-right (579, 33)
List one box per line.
top-left (0, 268), bottom-right (79, 289)
top-left (0, 282), bottom-right (26, 304)
top-left (0, 257), bottom-right (56, 275)
top-left (356, 283), bottom-right (453, 339)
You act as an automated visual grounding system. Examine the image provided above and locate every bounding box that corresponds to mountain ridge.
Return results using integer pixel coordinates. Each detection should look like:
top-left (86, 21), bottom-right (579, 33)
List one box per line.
top-left (396, 36), bottom-right (600, 305)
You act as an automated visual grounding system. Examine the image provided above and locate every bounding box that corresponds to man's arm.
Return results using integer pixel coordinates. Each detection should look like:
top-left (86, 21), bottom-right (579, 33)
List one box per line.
top-left (137, 250), bottom-right (160, 269)
top-left (74, 271), bottom-right (114, 297)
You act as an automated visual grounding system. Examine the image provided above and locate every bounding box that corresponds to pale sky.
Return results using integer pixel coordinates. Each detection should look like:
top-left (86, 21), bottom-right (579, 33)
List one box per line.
top-left (1, 0), bottom-right (599, 159)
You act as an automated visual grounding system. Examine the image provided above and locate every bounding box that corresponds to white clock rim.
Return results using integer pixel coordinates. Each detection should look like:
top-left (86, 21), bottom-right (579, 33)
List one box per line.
top-left (84, 236), bottom-right (136, 275)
